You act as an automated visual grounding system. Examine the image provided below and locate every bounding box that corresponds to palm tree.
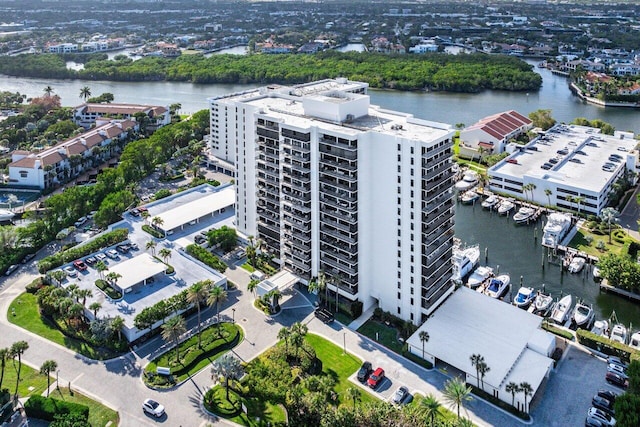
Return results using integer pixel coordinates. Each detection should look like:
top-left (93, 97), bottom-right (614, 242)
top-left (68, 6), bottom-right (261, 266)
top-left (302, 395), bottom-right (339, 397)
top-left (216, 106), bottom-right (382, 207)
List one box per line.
top-left (478, 361), bottom-right (490, 390)
top-left (420, 394), bottom-right (442, 426)
top-left (95, 261), bottom-right (107, 280)
top-left (290, 322), bottom-right (308, 360)
top-left (161, 315), bottom-right (186, 363)
top-left (600, 207), bottom-right (619, 244)
top-left (544, 188), bottom-right (552, 207)
top-left (506, 381), bottom-right (520, 407)
top-left (211, 353), bottom-right (243, 402)
top-left (207, 285), bottom-right (228, 333)
top-left (331, 274), bottom-right (342, 312)
top-left (575, 196), bottom-right (585, 214)
top-left (442, 377), bottom-right (473, 420)
top-left (345, 386), bottom-right (361, 410)
top-left (69, 303), bottom-right (84, 325)
top-left (79, 86), bottom-right (91, 101)
top-left (39, 360), bottom-right (57, 397)
top-left (187, 280), bottom-right (212, 348)
top-left (111, 316), bottom-right (125, 342)
top-left (0, 348), bottom-right (8, 390)
top-left (158, 248), bottom-right (172, 264)
top-left (419, 330), bottom-right (430, 360)
top-left (43, 86), bottom-right (54, 97)
top-left (469, 353), bottom-right (484, 388)
top-left (246, 236), bottom-right (257, 268)
top-left (145, 240), bottom-right (157, 256)
top-left (151, 216), bottom-right (164, 230)
top-left (247, 279), bottom-right (258, 297)
top-left (77, 288), bottom-right (93, 307)
top-left (277, 327), bottom-right (291, 356)
top-left (269, 288), bottom-right (282, 312)
top-left (106, 272), bottom-right (122, 286)
top-left (89, 302), bottom-right (102, 318)
top-left (10, 340), bottom-right (29, 398)
top-left (141, 210), bottom-right (150, 224)
top-left (519, 381), bottom-right (533, 413)
top-left (317, 271), bottom-right (328, 308)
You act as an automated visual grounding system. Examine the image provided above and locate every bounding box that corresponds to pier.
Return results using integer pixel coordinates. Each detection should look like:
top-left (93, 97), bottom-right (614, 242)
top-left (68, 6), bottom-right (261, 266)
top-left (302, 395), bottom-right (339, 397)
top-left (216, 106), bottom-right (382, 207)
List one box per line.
top-left (599, 280), bottom-right (640, 303)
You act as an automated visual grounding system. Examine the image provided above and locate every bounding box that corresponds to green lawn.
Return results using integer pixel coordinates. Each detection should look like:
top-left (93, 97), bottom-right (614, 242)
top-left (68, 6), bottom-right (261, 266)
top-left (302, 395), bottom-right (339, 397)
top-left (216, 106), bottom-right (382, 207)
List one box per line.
top-left (241, 262), bottom-right (255, 273)
top-left (408, 393), bottom-right (461, 424)
top-left (305, 333), bottom-right (375, 405)
top-left (569, 227), bottom-right (635, 257)
top-left (1, 363), bottom-right (49, 398)
top-left (8, 293), bottom-right (125, 360)
top-left (204, 385), bottom-right (286, 427)
top-left (49, 387), bottom-right (119, 427)
top-left (357, 320), bottom-right (405, 354)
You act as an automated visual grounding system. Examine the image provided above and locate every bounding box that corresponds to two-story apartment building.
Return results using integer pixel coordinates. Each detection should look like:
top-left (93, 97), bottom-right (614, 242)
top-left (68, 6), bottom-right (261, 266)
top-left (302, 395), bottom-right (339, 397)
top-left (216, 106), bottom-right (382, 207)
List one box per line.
top-left (73, 103), bottom-right (170, 130)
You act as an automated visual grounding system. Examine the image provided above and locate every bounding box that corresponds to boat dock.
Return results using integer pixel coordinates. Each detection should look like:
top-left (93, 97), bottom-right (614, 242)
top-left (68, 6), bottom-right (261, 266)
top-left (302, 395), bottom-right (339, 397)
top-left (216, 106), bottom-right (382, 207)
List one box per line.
top-left (599, 280), bottom-right (640, 303)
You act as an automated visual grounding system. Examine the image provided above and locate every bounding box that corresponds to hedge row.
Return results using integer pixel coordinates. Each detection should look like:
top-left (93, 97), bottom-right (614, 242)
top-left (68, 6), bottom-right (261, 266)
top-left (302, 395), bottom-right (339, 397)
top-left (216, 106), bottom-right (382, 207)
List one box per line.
top-left (24, 395), bottom-right (89, 422)
top-left (37, 228), bottom-right (129, 273)
top-left (95, 279), bottom-right (122, 299)
top-left (142, 224), bottom-right (164, 238)
top-left (576, 329), bottom-right (639, 362)
top-left (185, 244), bottom-right (227, 273)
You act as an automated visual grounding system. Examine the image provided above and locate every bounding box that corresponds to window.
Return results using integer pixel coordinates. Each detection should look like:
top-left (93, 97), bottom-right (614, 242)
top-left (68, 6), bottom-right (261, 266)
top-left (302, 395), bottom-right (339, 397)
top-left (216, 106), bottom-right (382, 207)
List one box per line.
top-left (398, 282), bottom-right (401, 289)
top-left (397, 292), bottom-right (401, 299)
top-left (397, 307), bottom-right (401, 315)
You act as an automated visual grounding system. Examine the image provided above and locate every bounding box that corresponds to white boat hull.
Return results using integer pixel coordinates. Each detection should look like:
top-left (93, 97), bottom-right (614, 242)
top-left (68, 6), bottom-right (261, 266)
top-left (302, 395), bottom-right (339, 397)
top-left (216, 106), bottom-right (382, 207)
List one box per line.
top-left (551, 295), bottom-right (573, 324)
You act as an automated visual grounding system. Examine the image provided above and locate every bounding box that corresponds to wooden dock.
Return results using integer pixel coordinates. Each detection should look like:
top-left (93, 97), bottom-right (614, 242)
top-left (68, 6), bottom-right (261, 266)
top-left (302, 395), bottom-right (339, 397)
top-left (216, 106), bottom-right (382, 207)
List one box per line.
top-left (599, 280), bottom-right (640, 303)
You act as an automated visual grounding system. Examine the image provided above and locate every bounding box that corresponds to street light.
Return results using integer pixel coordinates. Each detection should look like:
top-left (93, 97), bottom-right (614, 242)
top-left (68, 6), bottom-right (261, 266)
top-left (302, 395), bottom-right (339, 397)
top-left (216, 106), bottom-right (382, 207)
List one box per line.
top-left (232, 308), bottom-right (236, 323)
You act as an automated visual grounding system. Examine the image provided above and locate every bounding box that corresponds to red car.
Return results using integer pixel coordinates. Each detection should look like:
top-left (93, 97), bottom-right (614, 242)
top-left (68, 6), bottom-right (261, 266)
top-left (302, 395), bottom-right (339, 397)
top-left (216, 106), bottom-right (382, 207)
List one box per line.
top-left (367, 367), bottom-right (385, 389)
top-left (73, 260), bottom-right (87, 271)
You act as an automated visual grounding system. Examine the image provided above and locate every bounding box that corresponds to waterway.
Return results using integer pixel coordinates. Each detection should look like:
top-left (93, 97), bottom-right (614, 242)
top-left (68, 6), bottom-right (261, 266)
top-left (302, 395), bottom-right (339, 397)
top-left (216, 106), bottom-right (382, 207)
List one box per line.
top-left (1, 57), bottom-right (639, 326)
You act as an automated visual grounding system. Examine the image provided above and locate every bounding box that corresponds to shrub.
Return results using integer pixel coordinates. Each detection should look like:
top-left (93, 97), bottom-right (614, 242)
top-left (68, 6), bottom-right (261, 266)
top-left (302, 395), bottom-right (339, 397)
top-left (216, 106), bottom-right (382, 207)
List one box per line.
top-left (629, 242), bottom-right (640, 259)
top-left (37, 228), bottom-right (129, 273)
top-left (577, 329), bottom-right (638, 363)
top-left (24, 395), bottom-right (89, 422)
top-left (95, 279), bottom-right (122, 299)
top-left (185, 244), bottom-right (227, 273)
top-left (154, 188), bottom-right (172, 199)
top-left (142, 224), bottom-right (164, 238)
top-left (26, 276), bottom-right (47, 294)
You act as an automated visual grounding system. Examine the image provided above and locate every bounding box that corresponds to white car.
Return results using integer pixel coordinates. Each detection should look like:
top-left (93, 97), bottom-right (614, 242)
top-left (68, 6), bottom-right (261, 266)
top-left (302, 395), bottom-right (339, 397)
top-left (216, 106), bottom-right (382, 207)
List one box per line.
top-left (63, 266), bottom-right (77, 277)
top-left (607, 363), bottom-right (627, 377)
top-left (95, 253), bottom-right (106, 262)
top-left (106, 249), bottom-right (119, 259)
top-left (587, 407), bottom-right (616, 426)
top-left (142, 398), bottom-right (165, 418)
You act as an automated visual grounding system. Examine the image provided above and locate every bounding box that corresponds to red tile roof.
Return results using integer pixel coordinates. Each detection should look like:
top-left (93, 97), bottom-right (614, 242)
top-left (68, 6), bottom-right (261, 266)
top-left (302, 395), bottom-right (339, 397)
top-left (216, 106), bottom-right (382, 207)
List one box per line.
top-left (465, 110), bottom-right (532, 141)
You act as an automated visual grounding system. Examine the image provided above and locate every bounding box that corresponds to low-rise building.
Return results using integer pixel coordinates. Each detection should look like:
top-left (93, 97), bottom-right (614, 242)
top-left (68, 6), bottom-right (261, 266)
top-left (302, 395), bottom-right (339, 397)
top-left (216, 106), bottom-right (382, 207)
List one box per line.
top-left (73, 103), bottom-right (170, 130)
top-left (459, 110), bottom-right (532, 156)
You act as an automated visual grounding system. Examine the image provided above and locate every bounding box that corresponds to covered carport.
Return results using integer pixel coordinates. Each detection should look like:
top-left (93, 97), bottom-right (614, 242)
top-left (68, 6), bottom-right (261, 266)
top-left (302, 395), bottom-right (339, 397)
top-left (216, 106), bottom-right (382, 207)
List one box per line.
top-left (108, 253), bottom-right (167, 294)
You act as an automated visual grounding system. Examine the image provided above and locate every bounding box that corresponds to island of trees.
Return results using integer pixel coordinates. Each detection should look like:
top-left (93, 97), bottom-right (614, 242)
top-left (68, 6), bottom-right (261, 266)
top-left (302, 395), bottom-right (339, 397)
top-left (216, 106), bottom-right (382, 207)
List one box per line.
top-left (0, 51), bottom-right (542, 93)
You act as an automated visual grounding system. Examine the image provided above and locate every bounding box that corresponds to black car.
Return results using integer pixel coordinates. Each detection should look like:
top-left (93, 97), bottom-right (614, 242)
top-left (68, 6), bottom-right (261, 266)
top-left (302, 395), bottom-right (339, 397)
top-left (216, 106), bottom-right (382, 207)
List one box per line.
top-left (592, 395), bottom-right (614, 415)
top-left (597, 389), bottom-right (618, 405)
top-left (21, 253), bottom-right (35, 264)
top-left (357, 361), bottom-right (372, 382)
top-left (605, 371), bottom-right (628, 388)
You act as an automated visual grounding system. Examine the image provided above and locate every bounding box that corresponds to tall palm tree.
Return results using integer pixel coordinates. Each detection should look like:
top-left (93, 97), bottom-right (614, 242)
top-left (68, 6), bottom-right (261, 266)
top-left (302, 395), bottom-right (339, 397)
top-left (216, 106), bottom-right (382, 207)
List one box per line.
top-left (469, 353), bottom-right (484, 388)
top-left (158, 248), bottom-right (172, 264)
top-left (106, 272), bottom-right (122, 285)
top-left (519, 382), bottom-right (533, 413)
top-left (89, 302), bottom-right (102, 318)
top-left (161, 315), bottom-right (186, 363)
top-left (419, 330), bottom-right (430, 360)
top-left (141, 210), bottom-right (150, 224)
top-left (10, 340), bottom-right (29, 398)
top-left (43, 86), bottom-right (54, 97)
top-left (79, 86), bottom-right (91, 101)
top-left (317, 271), bottom-right (328, 308)
top-left (187, 280), bottom-right (212, 348)
top-left (277, 327), bottom-right (291, 356)
top-left (0, 348), bottom-right (8, 390)
top-left (505, 381), bottom-right (520, 407)
top-left (442, 377), bottom-right (473, 420)
top-left (151, 216), bottom-right (164, 230)
top-left (145, 239), bottom-right (157, 256)
top-left (95, 261), bottom-right (107, 280)
top-left (600, 207), bottom-right (619, 244)
top-left (247, 279), bottom-right (258, 297)
top-left (290, 322), bottom-right (308, 360)
top-left (111, 316), bottom-right (125, 342)
top-left (39, 360), bottom-right (57, 397)
top-left (345, 386), bottom-right (361, 410)
top-left (478, 361), bottom-right (490, 390)
top-left (207, 285), bottom-right (228, 334)
top-left (420, 394), bottom-right (442, 426)
top-left (77, 288), bottom-right (93, 307)
top-left (210, 353), bottom-right (243, 402)
top-left (544, 188), bottom-right (552, 207)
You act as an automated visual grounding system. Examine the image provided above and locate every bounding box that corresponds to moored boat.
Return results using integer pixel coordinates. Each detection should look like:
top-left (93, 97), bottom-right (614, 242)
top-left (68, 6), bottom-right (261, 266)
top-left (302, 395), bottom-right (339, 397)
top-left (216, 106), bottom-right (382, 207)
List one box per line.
top-left (532, 290), bottom-right (554, 316)
top-left (513, 206), bottom-right (536, 224)
top-left (591, 319), bottom-right (609, 338)
top-left (542, 212), bottom-right (572, 248)
top-left (572, 301), bottom-right (595, 329)
top-left (551, 294), bottom-right (573, 324)
top-left (513, 286), bottom-right (536, 309)
top-left (568, 256), bottom-right (586, 273)
top-left (460, 190), bottom-right (479, 204)
top-left (483, 274), bottom-right (510, 299)
top-left (610, 324), bottom-right (628, 344)
top-left (454, 170), bottom-right (479, 191)
top-left (481, 194), bottom-right (500, 209)
top-left (0, 209), bottom-right (15, 222)
top-left (467, 265), bottom-right (493, 289)
top-left (497, 199), bottom-right (515, 215)
top-left (629, 332), bottom-right (640, 350)
top-left (451, 245), bottom-right (480, 283)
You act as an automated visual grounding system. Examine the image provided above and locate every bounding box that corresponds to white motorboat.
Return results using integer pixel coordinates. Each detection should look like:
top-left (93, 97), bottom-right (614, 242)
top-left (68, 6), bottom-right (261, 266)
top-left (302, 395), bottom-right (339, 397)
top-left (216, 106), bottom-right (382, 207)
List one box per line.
top-left (591, 319), bottom-right (609, 338)
top-left (532, 291), bottom-right (554, 316)
top-left (572, 302), bottom-right (595, 329)
top-left (451, 245), bottom-right (480, 283)
top-left (568, 256), bottom-right (586, 273)
top-left (513, 206), bottom-right (536, 224)
top-left (0, 208), bottom-right (15, 222)
top-left (610, 324), bottom-right (628, 344)
top-left (629, 332), bottom-right (640, 350)
top-left (513, 286), bottom-right (536, 309)
top-left (551, 294), bottom-right (573, 324)
top-left (467, 266), bottom-right (493, 289)
top-left (497, 199), bottom-right (515, 215)
top-left (454, 170), bottom-right (479, 191)
top-left (593, 266), bottom-right (601, 280)
top-left (542, 213), bottom-right (572, 248)
top-left (484, 274), bottom-right (510, 299)
top-left (481, 194), bottom-right (500, 209)
top-left (460, 190), bottom-right (479, 204)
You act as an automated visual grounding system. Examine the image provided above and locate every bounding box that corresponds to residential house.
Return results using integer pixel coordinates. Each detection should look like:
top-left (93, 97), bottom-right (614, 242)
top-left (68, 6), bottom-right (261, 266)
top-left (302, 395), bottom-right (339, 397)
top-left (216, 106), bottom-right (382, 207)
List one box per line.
top-left (459, 110), bottom-right (533, 156)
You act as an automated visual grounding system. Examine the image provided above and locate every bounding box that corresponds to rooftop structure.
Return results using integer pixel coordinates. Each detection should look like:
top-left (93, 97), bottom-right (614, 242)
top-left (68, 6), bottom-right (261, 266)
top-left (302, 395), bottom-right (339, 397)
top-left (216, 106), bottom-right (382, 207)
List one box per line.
top-left (488, 124), bottom-right (638, 215)
top-left (407, 287), bottom-right (555, 412)
top-left (109, 253), bottom-right (166, 293)
top-left (460, 110), bottom-right (532, 155)
top-left (209, 78), bottom-right (456, 324)
top-left (73, 103), bottom-right (170, 130)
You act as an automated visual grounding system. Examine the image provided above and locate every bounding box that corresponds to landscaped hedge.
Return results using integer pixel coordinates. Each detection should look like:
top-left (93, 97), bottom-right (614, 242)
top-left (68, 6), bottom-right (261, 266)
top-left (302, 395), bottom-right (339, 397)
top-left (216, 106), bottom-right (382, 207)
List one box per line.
top-left (37, 228), bottom-right (129, 273)
top-left (25, 276), bottom-right (47, 294)
top-left (142, 224), bottom-right (164, 238)
top-left (577, 329), bottom-right (638, 362)
top-left (24, 395), bottom-right (89, 422)
top-left (185, 244), bottom-right (227, 273)
top-left (95, 279), bottom-right (122, 299)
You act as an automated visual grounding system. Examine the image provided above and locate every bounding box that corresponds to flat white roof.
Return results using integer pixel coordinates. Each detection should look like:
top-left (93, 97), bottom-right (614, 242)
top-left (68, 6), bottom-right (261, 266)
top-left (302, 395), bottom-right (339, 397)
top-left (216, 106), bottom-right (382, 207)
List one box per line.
top-left (109, 253), bottom-right (166, 291)
top-left (407, 286), bottom-right (552, 389)
top-left (256, 270), bottom-right (300, 297)
top-left (499, 348), bottom-right (553, 397)
top-left (157, 186), bottom-right (235, 232)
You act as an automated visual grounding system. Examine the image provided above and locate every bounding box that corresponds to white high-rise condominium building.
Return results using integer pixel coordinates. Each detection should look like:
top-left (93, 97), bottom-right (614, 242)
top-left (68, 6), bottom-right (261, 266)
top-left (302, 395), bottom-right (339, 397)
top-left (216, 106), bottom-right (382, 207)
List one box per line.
top-left (209, 78), bottom-right (455, 324)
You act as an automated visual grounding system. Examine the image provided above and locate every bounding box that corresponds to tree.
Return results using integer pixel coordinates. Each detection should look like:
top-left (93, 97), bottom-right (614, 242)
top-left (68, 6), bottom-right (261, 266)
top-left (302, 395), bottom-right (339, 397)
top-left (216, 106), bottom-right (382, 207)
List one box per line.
top-left (10, 340), bottom-right (29, 398)
top-left (345, 386), bottom-right (361, 410)
top-left (614, 392), bottom-right (640, 427)
top-left (208, 226), bottom-right (237, 252)
top-left (519, 381), bottom-right (533, 413)
top-left (505, 382), bottom-right (520, 407)
top-left (89, 302), bottom-right (102, 318)
top-left (145, 239), bottom-right (157, 256)
top-left (151, 216), bottom-right (164, 230)
top-left (161, 315), bottom-right (186, 363)
top-left (477, 361), bottom-right (490, 390)
top-left (207, 285), bottom-right (228, 333)
top-left (95, 260), bottom-right (107, 280)
top-left (111, 316), bottom-right (125, 342)
top-left (39, 359), bottom-right (57, 397)
top-left (544, 188), bottom-right (552, 207)
top-left (419, 330), bottom-right (430, 360)
top-left (600, 207), bottom-right (619, 244)
top-left (247, 279), bottom-right (259, 297)
top-left (43, 86), bottom-right (54, 97)
top-left (79, 86), bottom-right (91, 101)
top-left (420, 394), bottom-right (442, 426)
top-left (528, 109), bottom-right (556, 130)
top-left (246, 235), bottom-right (258, 267)
top-left (290, 322), bottom-right (308, 360)
top-left (0, 348), bottom-right (7, 390)
top-left (105, 271), bottom-right (122, 286)
top-left (158, 247), bottom-right (172, 264)
top-left (443, 377), bottom-right (472, 419)
top-left (77, 288), bottom-right (92, 307)
top-left (211, 353), bottom-right (243, 402)
top-left (317, 271), bottom-right (328, 309)
top-left (469, 353), bottom-right (484, 388)
top-left (278, 327), bottom-right (291, 356)
top-left (187, 279), bottom-right (212, 348)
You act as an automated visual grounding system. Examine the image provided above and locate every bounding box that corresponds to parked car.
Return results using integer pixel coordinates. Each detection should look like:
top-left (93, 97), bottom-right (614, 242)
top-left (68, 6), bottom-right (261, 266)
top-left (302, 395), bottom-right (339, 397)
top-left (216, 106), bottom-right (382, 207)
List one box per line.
top-left (356, 361), bottom-right (372, 382)
top-left (194, 235), bottom-right (207, 245)
top-left (116, 244), bottom-right (129, 254)
top-left (587, 407), bottom-right (615, 427)
top-left (585, 415), bottom-right (606, 427)
top-left (592, 395), bottom-right (615, 415)
top-left (21, 253), bottom-right (35, 264)
top-left (5, 264), bottom-right (19, 276)
top-left (597, 390), bottom-right (618, 405)
top-left (392, 386), bottom-right (409, 405)
top-left (142, 398), bottom-right (165, 418)
top-left (106, 249), bottom-right (119, 260)
top-left (129, 208), bottom-right (140, 217)
top-left (95, 253), bottom-right (106, 262)
top-left (85, 256), bottom-right (97, 265)
top-left (63, 265), bottom-right (77, 277)
top-left (130, 242), bottom-right (139, 251)
top-left (74, 216), bottom-right (87, 227)
top-left (73, 260), bottom-right (87, 271)
top-left (367, 367), bottom-right (385, 389)
top-left (607, 363), bottom-right (627, 378)
top-left (605, 371), bottom-right (628, 388)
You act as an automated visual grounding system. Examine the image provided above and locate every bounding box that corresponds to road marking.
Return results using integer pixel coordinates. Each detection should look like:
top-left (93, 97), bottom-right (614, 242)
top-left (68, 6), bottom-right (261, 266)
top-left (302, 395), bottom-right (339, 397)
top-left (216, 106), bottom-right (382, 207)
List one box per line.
top-left (72, 373), bottom-right (84, 383)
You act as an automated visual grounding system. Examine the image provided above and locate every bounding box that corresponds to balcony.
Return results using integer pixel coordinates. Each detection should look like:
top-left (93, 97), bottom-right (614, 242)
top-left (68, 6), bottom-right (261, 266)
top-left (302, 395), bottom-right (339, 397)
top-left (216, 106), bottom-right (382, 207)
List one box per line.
top-left (320, 215), bottom-right (357, 234)
top-left (319, 137), bottom-right (357, 151)
top-left (320, 226), bottom-right (357, 245)
top-left (283, 229), bottom-right (311, 243)
top-left (319, 179), bottom-right (357, 197)
top-left (320, 157), bottom-right (357, 172)
top-left (422, 163), bottom-right (454, 181)
top-left (257, 219), bottom-right (280, 234)
top-left (282, 179), bottom-right (310, 194)
top-left (319, 167), bottom-right (357, 182)
top-left (282, 199), bottom-right (311, 214)
top-left (283, 255), bottom-right (311, 273)
top-left (321, 256), bottom-right (358, 276)
top-left (282, 190), bottom-right (311, 203)
top-left (321, 208), bottom-right (357, 224)
top-left (281, 139), bottom-right (310, 153)
top-left (422, 142), bottom-right (451, 160)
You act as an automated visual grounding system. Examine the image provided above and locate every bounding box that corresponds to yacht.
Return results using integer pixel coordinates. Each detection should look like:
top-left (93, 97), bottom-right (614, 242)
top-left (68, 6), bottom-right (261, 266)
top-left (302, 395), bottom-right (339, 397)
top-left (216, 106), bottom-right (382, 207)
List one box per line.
top-left (451, 245), bottom-right (480, 283)
top-left (467, 266), bottom-right (493, 289)
top-left (0, 209), bottom-right (15, 222)
top-left (497, 199), bottom-right (515, 215)
top-left (460, 190), bottom-right (479, 204)
top-left (454, 170), bottom-right (479, 191)
top-left (483, 274), bottom-right (510, 299)
top-left (551, 294), bottom-right (573, 324)
top-left (572, 302), bottom-right (595, 329)
top-left (513, 286), bottom-right (536, 309)
top-left (481, 194), bottom-right (500, 209)
top-left (513, 206), bottom-right (536, 224)
top-left (593, 266), bottom-right (601, 280)
top-left (610, 324), bottom-right (628, 344)
top-left (532, 291), bottom-right (554, 316)
top-left (629, 332), bottom-right (640, 350)
top-left (542, 213), bottom-right (572, 248)
top-left (591, 319), bottom-right (610, 338)
top-left (568, 256), bottom-right (586, 273)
